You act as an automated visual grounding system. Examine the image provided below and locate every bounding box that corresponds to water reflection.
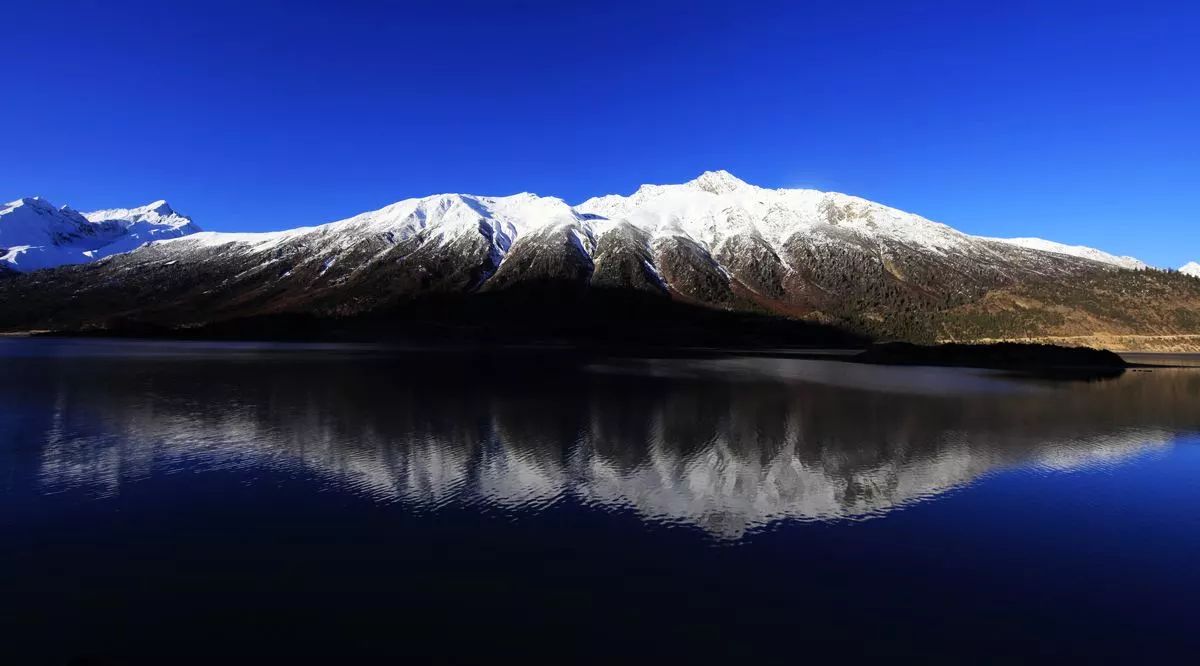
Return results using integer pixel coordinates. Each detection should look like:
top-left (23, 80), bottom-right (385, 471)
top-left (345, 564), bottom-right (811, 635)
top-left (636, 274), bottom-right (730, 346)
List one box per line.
top-left (5, 342), bottom-right (1199, 539)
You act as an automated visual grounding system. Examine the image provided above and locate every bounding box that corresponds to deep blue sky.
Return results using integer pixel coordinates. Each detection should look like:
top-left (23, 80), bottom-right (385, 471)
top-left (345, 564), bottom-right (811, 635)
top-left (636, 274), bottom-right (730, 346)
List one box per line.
top-left (3, 0), bottom-right (1197, 266)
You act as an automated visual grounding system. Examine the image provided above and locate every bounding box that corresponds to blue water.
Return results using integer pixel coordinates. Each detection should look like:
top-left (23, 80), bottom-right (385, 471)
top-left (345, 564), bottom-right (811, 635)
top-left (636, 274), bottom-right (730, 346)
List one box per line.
top-left (2, 338), bottom-right (1199, 663)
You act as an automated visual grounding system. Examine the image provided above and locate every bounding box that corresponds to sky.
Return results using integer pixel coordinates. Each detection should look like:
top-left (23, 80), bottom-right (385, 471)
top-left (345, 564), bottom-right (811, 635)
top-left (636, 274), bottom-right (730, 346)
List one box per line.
top-left (2, 0), bottom-right (1198, 267)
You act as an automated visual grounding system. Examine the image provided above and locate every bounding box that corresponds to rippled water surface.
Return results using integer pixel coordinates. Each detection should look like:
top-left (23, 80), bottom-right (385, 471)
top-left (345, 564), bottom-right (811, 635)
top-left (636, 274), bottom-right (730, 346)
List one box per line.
top-left (3, 338), bottom-right (1200, 663)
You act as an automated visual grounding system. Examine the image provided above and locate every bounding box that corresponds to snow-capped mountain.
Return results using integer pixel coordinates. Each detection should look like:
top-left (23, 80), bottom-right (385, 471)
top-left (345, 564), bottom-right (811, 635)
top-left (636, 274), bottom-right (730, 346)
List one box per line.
top-left (83, 200), bottom-right (201, 254)
top-left (122, 169), bottom-right (1142, 307)
top-left (575, 169), bottom-right (971, 255)
top-left (161, 169), bottom-right (991, 268)
top-left (1181, 262), bottom-right (1200, 277)
top-left (2, 172), bottom-right (1146, 276)
top-left (988, 237), bottom-right (1148, 270)
top-left (1, 171), bottom-right (1197, 348)
top-left (1, 197), bottom-right (119, 271)
top-left (0, 197), bottom-right (199, 272)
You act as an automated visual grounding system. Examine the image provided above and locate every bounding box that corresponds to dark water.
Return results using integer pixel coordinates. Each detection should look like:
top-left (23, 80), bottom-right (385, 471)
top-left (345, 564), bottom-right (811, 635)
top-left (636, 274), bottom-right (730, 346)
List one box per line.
top-left (3, 339), bottom-right (1200, 663)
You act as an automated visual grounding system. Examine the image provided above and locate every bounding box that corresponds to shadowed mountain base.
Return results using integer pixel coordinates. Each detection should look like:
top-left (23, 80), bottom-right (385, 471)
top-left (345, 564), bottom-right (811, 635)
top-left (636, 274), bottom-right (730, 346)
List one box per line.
top-left (58, 283), bottom-right (869, 349)
top-left (855, 341), bottom-right (1129, 379)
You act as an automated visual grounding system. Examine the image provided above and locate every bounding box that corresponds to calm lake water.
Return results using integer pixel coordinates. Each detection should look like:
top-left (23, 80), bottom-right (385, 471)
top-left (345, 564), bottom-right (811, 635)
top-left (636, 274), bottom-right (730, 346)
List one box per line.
top-left (3, 338), bottom-right (1200, 663)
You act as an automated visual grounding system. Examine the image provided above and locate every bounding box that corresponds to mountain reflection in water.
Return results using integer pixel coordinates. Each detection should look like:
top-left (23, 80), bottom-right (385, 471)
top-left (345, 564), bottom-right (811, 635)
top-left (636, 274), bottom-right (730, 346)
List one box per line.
top-left (7, 340), bottom-right (1199, 540)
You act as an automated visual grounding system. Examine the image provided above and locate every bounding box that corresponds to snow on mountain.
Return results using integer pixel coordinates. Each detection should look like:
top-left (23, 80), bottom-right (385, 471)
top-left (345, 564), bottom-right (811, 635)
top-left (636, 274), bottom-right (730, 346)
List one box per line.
top-left (576, 170), bottom-right (971, 256)
top-left (0, 197), bottom-right (125, 271)
top-left (154, 170), bottom-right (979, 268)
top-left (162, 191), bottom-right (582, 262)
top-left (84, 200), bottom-right (201, 256)
top-left (2, 172), bottom-right (1156, 279)
top-left (0, 197), bottom-right (200, 271)
top-left (1181, 262), bottom-right (1200, 277)
top-left (988, 237), bottom-right (1148, 270)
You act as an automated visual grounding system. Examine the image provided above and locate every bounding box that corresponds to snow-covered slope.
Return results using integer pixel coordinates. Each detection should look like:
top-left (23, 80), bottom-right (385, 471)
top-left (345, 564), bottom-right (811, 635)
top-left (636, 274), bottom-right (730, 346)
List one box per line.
top-left (140, 169), bottom-right (1015, 294)
top-left (173, 192), bottom-right (570, 247)
top-left (1181, 262), bottom-right (1200, 277)
top-left (157, 191), bottom-right (586, 274)
top-left (988, 237), bottom-right (1148, 270)
top-left (0, 197), bottom-right (200, 271)
top-left (577, 170), bottom-right (972, 255)
top-left (7, 172), bottom-right (1148, 277)
top-left (1, 197), bottom-right (121, 271)
top-left (146, 170), bottom-right (980, 265)
top-left (84, 200), bottom-right (201, 256)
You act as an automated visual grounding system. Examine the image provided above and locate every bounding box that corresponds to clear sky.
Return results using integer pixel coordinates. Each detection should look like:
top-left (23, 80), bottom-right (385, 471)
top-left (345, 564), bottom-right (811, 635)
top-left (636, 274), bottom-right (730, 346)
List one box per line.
top-left (3, 0), bottom-right (1197, 266)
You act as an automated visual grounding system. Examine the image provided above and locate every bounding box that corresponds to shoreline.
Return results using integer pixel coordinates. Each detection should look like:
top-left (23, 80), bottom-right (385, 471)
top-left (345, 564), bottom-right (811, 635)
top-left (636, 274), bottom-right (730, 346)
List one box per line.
top-left (6, 333), bottom-right (1200, 372)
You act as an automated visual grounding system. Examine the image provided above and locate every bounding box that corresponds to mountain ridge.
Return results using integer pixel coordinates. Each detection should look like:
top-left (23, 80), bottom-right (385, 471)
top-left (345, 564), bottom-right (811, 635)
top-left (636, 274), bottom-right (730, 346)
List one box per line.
top-left (1, 196), bottom-right (199, 271)
top-left (1, 172), bottom-right (1198, 350)
top-left (2, 171), bottom-right (1164, 273)
top-left (985, 237), bottom-right (1149, 270)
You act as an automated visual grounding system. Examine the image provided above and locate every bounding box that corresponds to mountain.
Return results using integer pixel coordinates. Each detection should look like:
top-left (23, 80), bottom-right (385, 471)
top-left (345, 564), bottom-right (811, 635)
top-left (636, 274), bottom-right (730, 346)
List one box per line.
top-left (82, 200), bottom-right (201, 255)
top-left (1181, 262), bottom-right (1200, 278)
top-left (1, 197), bottom-right (121, 271)
top-left (987, 237), bottom-right (1148, 270)
top-left (0, 197), bottom-right (199, 272)
top-left (1, 171), bottom-right (1198, 349)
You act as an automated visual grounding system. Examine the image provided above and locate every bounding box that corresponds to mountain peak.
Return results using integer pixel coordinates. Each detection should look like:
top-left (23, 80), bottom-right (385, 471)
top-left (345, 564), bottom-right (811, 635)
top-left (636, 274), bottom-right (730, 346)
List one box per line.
top-left (1, 196), bottom-right (199, 272)
top-left (1181, 262), bottom-right (1200, 277)
top-left (116, 200), bottom-right (177, 217)
top-left (84, 200), bottom-right (190, 226)
top-left (5, 196), bottom-right (56, 211)
top-left (143, 200), bottom-right (174, 215)
top-left (2, 197), bottom-right (90, 223)
top-left (686, 170), bottom-right (750, 194)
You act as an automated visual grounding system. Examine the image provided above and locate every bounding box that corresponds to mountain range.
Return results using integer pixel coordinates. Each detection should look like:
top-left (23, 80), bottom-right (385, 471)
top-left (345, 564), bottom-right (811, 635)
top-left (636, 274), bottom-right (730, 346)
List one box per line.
top-left (1, 171), bottom-right (1198, 350)
top-left (0, 197), bottom-right (199, 271)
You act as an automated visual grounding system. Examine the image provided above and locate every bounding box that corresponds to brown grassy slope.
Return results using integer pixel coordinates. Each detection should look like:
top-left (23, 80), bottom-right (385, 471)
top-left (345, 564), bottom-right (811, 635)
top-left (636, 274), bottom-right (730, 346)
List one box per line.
top-left (936, 269), bottom-right (1200, 351)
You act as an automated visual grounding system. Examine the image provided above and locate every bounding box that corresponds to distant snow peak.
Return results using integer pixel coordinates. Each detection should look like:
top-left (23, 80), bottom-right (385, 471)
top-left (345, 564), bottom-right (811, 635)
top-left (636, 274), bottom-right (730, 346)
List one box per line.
top-left (991, 237), bottom-right (1148, 270)
top-left (146, 199), bottom-right (173, 214)
top-left (85, 200), bottom-right (186, 225)
top-left (1181, 262), bottom-right (1200, 277)
top-left (687, 170), bottom-right (751, 195)
top-left (5, 196), bottom-right (56, 214)
top-left (0, 196), bottom-right (199, 272)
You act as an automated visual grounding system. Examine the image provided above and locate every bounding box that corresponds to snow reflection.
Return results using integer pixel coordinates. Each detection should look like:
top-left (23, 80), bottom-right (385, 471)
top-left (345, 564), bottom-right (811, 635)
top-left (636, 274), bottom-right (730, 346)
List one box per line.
top-left (13, 346), bottom-right (1200, 539)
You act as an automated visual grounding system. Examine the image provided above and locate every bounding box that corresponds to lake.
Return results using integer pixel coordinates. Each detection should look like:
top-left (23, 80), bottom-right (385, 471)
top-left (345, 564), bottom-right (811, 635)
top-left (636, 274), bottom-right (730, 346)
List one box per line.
top-left (3, 338), bottom-right (1200, 663)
